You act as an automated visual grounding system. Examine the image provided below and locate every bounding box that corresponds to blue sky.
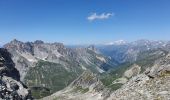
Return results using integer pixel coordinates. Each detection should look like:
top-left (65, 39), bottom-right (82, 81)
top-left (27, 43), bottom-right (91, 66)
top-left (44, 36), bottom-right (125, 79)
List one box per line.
top-left (0, 0), bottom-right (170, 45)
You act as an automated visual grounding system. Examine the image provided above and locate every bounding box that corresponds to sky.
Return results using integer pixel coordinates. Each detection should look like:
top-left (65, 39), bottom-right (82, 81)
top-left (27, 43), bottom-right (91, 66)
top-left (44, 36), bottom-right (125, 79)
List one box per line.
top-left (0, 0), bottom-right (170, 45)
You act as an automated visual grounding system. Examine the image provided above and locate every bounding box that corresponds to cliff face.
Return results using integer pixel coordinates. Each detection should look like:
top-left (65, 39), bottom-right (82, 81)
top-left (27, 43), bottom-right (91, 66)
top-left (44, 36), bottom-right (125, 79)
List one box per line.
top-left (0, 48), bottom-right (20, 81)
top-left (0, 48), bottom-right (32, 100)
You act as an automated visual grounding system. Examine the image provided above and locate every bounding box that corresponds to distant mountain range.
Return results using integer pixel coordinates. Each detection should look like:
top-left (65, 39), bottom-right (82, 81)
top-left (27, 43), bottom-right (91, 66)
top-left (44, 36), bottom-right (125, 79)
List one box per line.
top-left (1, 39), bottom-right (170, 99)
top-left (97, 39), bottom-right (169, 63)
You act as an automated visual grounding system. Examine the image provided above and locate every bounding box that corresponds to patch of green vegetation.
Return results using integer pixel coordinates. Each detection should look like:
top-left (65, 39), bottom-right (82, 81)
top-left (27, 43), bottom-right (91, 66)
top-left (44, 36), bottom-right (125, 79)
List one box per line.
top-left (100, 62), bottom-right (132, 86)
top-left (30, 87), bottom-right (51, 99)
top-left (159, 71), bottom-right (170, 77)
top-left (99, 67), bottom-right (132, 91)
top-left (24, 60), bottom-right (82, 99)
top-left (53, 96), bottom-right (65, 100)
top-left (53, 98), bottom-right (59, 100)
top-left (107, 83), bottom-right (123, 91)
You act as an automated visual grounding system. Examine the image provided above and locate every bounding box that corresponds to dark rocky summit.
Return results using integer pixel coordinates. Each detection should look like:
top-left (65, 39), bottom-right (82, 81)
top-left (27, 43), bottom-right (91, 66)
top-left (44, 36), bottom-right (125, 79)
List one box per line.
top-left (0, 48), bottom-right (32, 100)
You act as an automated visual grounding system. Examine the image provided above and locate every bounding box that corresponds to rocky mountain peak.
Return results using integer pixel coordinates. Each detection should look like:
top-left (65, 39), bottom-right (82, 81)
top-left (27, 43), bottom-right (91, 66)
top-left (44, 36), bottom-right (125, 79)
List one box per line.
top-left (34, 40), bottom-right (44, 44)
top-left (6, 39), bottom-right (23, 48)
top-left (4, 39), bottom-right (33, 54)
top-left (11, 39), bottom-right (22, 44)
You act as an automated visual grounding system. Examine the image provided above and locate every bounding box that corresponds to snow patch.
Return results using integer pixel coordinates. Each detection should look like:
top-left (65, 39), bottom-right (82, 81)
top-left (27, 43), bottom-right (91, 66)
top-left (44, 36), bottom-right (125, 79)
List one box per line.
top-left (96, 67), bottom-right (105, 73)
top-left (106, 40), bottom-right (126, 45)
top-left (81, 65), bottom-right (87, 70)
top-left (54, 50), bottom-right (62, 57)
top-left (19, 52), bottom-right (37, 62)
top-left (96, 56), bottom-right (106, 63)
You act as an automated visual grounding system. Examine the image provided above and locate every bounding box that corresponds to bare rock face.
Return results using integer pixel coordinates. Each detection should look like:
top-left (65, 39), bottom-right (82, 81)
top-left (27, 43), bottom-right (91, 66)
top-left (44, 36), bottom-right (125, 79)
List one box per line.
top-left (124, 64), bottom-right (141, 78)
top-left (0, 48), bottom-right (32, 100)
top-left (146, 53), bottom-right (170, 78)
top-left (0, 48), bottom-right (20, 81)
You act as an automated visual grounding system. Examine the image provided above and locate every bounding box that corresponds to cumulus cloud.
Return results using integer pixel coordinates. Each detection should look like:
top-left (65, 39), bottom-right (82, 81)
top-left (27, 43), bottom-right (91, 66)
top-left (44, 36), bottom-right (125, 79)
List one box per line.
top-left (87, 12), bottom-right (114, 21)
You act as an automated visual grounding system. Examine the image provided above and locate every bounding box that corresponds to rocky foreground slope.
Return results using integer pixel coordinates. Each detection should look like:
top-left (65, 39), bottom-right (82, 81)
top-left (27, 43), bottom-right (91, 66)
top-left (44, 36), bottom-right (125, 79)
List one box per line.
top-left (108, 53), bottom-right (170, 100)
top-left (0, 48), bottom-right (32, 100)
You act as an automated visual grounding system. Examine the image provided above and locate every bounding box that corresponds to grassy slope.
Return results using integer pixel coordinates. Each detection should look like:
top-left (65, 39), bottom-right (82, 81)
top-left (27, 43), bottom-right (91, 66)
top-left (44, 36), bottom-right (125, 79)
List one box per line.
top-left (24, 60), bottom-right (82, 99)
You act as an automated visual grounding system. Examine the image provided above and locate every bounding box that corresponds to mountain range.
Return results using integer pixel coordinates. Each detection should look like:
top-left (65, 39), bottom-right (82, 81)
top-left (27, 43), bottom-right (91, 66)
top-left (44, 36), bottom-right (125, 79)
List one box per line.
top-left (3, 39), bottom-right (117, 98)
top-left (1, 39), bottom-right (170, 100)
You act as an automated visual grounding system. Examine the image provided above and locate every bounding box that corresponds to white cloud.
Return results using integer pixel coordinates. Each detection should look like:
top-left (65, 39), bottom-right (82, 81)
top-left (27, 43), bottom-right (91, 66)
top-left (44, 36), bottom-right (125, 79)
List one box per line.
top-left (0, 41), bottom-right (2, 47)
top-left (87, 12), bottom-right (114, 21)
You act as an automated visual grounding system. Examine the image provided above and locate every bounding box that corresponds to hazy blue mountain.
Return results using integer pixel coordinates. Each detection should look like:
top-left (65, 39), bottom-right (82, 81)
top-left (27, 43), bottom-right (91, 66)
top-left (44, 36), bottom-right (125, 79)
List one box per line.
top-left (97, 39), bottom-right (168, 63)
